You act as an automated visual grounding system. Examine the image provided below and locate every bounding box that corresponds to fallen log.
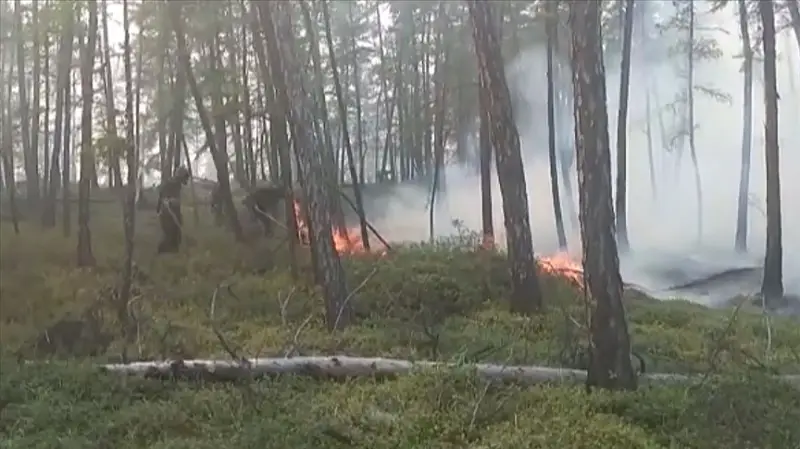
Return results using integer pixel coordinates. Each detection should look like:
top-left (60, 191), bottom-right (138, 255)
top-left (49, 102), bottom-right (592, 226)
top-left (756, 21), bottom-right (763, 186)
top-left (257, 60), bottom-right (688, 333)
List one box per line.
top-left (99, 356), bottom-right (800, 388)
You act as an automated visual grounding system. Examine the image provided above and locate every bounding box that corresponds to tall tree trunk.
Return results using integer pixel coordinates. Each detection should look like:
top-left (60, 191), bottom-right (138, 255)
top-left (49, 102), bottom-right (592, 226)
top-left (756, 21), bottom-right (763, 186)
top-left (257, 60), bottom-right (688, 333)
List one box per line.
top-left (546, 0), bottom-right (568, 251)
top-left (644, 87), bottom-right (657, 199)
top-left (157, 11), bottom-right (170, 179)
top-left (31, 0), bottom-right (43, 205)
top-left (225, 3), bottom-right (247, 189)
top-left (43, 6), bottom-right (73, 228)
top-left (479, 103), bottom-right (494, 249)
top-left (569, 0), bottom-right (637, 391)
top-left (101, 0), bottom-right (123, 188)
top-left (319, 0), bottom-right (370, 250)
top-left (758, 0), bottom-right (783, 307)
top-left (260, 1), bottom-right (352, 330)
top-left (614, 0), bottom-right (634, 252)
top-left (1, 48), bottom-right (20, 233)
top-left (735, 0), bottom-right (754, 253)
top-left (169, 2), bottom-right (243, 242)
top-left (251, 6), bottom-right (298, 278)
top-left (62, 28), bottom-right (75, 236)
top-left (240, 0), bottom-right (256, 187)
top-left (687, 1), bottom-right (703, 242)
top-left (170, 47), bottom-right (185, 175)
top-left (119, 0), bottom-right (137, 362)
top-left (15, 0), bottom-right (40, 205)
top-left (43, 3), bottom-right (51, 197)
top-left (77, 0), bottom-right (99, 267)
top-left (468, 0), bottom-right (543, 314)
top-left (429, 2), bottom-right (449, 242)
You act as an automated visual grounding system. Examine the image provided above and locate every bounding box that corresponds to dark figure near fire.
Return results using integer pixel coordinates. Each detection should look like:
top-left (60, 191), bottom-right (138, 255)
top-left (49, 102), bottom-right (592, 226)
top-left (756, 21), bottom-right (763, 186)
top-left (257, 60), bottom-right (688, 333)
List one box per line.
top-left (210, 183), bottom-right (225, 226)
top-left (156, 166), bottom-right (190, 254)
top-left (242, 185), bottom-right (285, 237)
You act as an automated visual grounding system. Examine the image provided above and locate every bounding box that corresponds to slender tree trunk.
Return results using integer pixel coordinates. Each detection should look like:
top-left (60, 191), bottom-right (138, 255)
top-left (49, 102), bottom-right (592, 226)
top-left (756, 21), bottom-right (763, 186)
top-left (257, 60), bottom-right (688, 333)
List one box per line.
top-left (260, 1), bottom-right (352, 330)
top-left (157, 12), bottom-right (170, 179)
top-left (62, 33), bottom-right (75, 236)
top-left (319, 0), bottom-right (370, 250)
top-left (569, 0), bottom-right (636, 391)
top-left (1, 51), bottom-right (20, 233)
top-left (31, 0), bottom-right (43, 206)
top-left (614, 0), bottom-right (635, 252)
top-left (240, 0), bottom-right (256, 186)
top-left (758, 0), bottom-right (783, 307)
top-left (43, 6), bottom-right (73, 228)
top-left (546, 0), bottom-right (568, 251)
top-left (77, 0), bottom-right (99, 267)
top-left (644, 87), bottom-right (657, 200)
top-left (251, 6), bottom-right (298, 277)
top-left (468, 0), bottom-right (543, 314)
top-left (43, 5), bottom-right (51, 197)
top-left (735, 0), bottom-right (754, 253)
top-left (479, 105), bottom-right (494, 250)
top-left (169, 2), bottom-right (243, 242)
top-left (119, 0), bottom-right (137, 362)
top-left (101, 0), bottom-right (123, 188)
top-left (687, 1), bottom-right (703, 242)
top-left (15, 0), bottom-right (40, 205)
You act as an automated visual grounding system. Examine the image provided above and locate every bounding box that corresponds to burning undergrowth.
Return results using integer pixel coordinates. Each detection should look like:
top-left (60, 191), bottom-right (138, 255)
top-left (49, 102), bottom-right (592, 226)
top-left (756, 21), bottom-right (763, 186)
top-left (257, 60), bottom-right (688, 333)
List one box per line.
top-left (292, 199), bottom-right (587, 290)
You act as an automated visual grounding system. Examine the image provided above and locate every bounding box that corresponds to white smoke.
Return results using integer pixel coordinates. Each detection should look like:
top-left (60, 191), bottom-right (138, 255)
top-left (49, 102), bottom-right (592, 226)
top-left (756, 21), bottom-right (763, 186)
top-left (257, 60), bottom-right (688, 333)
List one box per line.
top-left (362, 5), bottom-right (800, 305)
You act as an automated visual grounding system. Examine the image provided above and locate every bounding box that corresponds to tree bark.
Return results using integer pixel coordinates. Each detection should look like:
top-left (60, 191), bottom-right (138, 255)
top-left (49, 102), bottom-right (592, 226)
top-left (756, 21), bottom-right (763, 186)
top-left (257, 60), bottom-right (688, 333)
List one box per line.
top-left (734, 0), bottom-right (753, 254)
top-left (687, 1), bottom-right (703, 242)
top-left (468, 0), bottom-right (543, 314)
top-left (614, 0), bottom-right (635, 252)
top-left (251, 1), bottom-right (298, 278)
top-left (758, 0), bottom-right (784, 307)
top-left (42, 6), bottom-right (73, 228)
top-left (546, 0), bottom-right (568, 251)
top-left (15, 0), bottom-right (40, 206)
top-left (316, 0), bottom-right (371, 251)
top-left (77, 0), bottom-right (99, 267)
top-left (101, 0), bottom-right (123, 188)
top-left (119, 0), bottom-right (137, 363)
top-left (569, 0), bottom-right (636, 391)
top-left (259, 1), bottom-right (352, 331)
top-left (169, 2), bottom-right (243, 242)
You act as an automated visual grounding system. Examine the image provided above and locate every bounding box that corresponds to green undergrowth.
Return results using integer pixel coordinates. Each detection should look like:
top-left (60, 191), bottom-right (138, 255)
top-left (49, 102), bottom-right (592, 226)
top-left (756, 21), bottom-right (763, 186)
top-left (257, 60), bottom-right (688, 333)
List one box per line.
top-left (2, 210), bottom-right (800, 448)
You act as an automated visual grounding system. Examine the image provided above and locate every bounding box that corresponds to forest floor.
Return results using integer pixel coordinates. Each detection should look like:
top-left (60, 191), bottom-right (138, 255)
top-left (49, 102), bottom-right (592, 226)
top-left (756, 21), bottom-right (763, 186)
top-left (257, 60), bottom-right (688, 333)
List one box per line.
top-left (1, 202), bottom-right (800, 449)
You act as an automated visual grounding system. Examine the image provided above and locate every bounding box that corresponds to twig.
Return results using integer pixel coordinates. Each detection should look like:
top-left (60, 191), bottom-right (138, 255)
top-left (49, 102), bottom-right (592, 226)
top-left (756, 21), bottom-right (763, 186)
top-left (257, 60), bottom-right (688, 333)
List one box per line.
top-left (336, 190), bottom-right (393, 251)
top-left (277, 287), bottom-right (297, 326)
top-left (334, 267), bottom-right (378, 329)
top-left (208, 283), bottom-right (250, 368)
top-left (694, 298), bottom-right (746, 390)
top-left (760, 293), bottom-right (773, 361)
top-left (252, 203), bottom-right (289, 232)
top-left (284, 313), bottom-right (315, 358)
top-left (468, 382), bottom-right (492, 431)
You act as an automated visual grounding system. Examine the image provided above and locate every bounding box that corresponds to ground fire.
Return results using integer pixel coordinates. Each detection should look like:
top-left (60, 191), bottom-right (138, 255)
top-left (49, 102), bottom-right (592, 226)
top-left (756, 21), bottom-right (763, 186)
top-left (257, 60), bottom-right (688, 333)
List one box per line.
top-left (537, 252), bottom-right (584, 287)
top-left (293, 200), bottom-right (386, 255)
top-left (293, 200), bottom-right (584, 284)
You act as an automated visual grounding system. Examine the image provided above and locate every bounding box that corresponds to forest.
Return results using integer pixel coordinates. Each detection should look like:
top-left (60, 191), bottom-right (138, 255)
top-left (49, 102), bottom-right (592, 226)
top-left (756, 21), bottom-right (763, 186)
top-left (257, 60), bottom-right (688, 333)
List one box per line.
top-left (1, 0), bottom-right (800, 447)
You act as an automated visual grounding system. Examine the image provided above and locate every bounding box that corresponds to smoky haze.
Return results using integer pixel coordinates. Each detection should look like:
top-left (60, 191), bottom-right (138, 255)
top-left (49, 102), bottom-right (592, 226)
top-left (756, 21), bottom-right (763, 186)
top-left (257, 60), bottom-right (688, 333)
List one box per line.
top-left (357, 5), bottom-right (800, 306)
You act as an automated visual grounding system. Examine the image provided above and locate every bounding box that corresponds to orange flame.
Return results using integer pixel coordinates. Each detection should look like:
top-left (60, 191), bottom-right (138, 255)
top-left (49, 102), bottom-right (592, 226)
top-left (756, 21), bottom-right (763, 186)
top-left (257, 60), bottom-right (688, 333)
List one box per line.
top-left (537, 252), bottom-right (584, 288)
top-left (293, 200), bottom-right (386, 256)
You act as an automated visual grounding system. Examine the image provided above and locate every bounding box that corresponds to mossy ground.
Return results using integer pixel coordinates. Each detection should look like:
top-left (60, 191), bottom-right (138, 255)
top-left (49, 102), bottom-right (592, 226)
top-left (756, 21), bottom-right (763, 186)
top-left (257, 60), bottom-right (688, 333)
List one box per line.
top-left (1, 203), bottom-right (799, 448)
